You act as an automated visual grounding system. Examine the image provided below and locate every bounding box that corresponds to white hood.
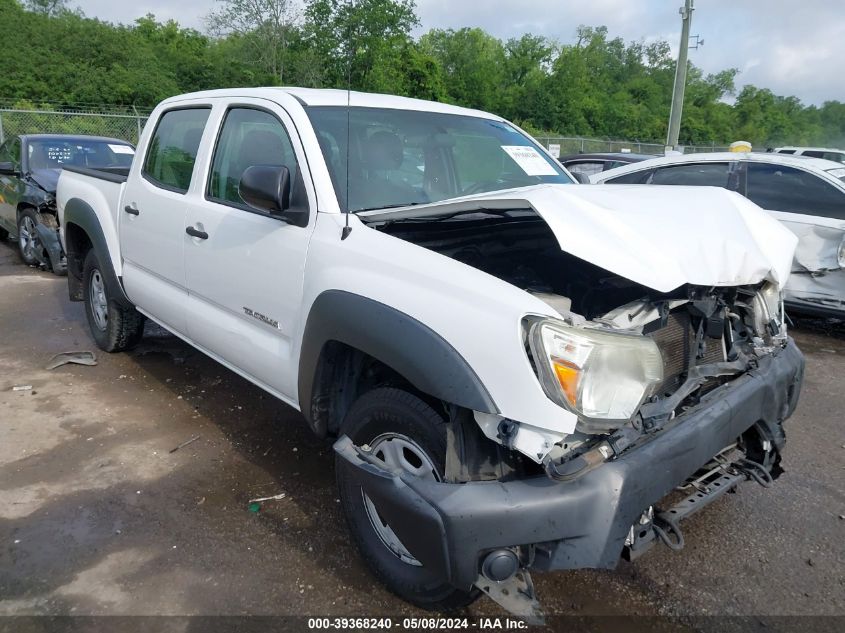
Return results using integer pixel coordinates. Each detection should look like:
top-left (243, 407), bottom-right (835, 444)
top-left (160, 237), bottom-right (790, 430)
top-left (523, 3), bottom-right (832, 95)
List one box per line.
top-left (361, 184), bottom-right (798, 293)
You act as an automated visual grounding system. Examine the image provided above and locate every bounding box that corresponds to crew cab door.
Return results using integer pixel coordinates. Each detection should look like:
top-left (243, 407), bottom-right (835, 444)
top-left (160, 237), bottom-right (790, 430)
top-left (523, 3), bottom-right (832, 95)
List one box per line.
top-left (182, 103), bottom-right (315, 402)
top-left (120, 106), bottom-right (212, 335)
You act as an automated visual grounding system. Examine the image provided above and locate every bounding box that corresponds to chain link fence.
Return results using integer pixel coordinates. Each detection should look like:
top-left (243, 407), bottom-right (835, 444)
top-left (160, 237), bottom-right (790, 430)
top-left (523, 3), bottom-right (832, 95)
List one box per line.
top-left (536, 136), bottom-right (730, 157)
top-left (0, 107), bottom-right (149, 145)
top-left (0, 106), bottom-right (733, 157)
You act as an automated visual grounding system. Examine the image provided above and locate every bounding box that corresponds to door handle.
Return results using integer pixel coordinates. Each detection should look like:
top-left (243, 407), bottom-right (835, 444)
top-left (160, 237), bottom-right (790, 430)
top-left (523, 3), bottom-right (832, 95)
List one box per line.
top-left (124, 205), bottom-right (139, 216)
top-left (185, 226), bottom-right (209, 240)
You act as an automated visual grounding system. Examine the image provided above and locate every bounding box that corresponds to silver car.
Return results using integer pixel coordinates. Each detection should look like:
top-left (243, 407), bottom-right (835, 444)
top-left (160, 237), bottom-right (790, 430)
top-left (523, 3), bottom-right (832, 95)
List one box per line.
top-left (592, 152), bottom-right (845, 318)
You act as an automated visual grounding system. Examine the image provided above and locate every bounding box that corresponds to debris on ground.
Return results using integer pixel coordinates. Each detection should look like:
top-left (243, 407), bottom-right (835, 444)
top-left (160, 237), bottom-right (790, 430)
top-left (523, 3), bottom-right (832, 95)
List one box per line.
top-left (12, 385), bottom-right (32, 391)
top-left (45, 351), bottom-right (97, 370)
top-left (248, 493), bottom-right (286, 504)
top-left (248, 503), bottom-right (261, 513)
top-left (169, 435), bottom-right (201, 453)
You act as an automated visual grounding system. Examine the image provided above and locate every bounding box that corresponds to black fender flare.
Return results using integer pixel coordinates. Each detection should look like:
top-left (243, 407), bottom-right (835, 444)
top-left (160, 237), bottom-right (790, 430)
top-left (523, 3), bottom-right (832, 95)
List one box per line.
top-left (63, 198), bottom-right (131, 307)
top-left (298, 290), bottom-right (499, 432)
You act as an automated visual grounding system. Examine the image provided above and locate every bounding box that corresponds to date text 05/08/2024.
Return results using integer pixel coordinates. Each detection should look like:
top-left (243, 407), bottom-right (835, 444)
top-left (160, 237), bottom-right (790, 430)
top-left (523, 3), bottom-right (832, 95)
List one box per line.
top-left (307, 617), bottom-right (528, 630)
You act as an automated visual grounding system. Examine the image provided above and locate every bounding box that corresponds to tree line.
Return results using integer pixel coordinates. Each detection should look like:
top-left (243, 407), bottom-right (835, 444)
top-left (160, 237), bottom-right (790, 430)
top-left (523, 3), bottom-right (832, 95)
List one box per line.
top-left (4, 0), bottom-right (845, 148)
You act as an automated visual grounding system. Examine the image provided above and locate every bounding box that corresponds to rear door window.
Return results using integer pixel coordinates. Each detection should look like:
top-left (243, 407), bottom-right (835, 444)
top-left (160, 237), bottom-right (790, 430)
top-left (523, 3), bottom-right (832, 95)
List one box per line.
top-left (650, 162), bottom-right (730, 187)
top-left (746, 162), bottom-right (845, 219)
top-left (143, 108), bottom-right (211, 193)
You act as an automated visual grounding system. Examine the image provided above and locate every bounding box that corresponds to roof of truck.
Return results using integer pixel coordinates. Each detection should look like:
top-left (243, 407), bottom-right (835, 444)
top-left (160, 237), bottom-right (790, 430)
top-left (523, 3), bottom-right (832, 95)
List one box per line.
top-left (161, 87), bottom-right (502, 121)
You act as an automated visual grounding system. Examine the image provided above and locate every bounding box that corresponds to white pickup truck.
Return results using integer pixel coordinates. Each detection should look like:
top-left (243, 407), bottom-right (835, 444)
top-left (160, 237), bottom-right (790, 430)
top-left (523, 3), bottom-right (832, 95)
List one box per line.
top-left (58, 88), bottom-right (805, 619)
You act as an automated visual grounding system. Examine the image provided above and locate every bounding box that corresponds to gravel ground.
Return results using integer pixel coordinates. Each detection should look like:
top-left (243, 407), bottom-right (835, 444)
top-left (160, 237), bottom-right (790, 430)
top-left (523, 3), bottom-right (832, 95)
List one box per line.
top-left (0, 241), bottom-right (842, 632)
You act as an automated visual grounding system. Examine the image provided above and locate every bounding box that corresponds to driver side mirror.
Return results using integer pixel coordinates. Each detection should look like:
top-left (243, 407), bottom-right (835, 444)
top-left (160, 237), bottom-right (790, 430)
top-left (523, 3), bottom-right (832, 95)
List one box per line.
top-left (239, 164), bottom-right (309, 228)
top-left (239, 165), bottom-right (291, 215)
top-left (572, 172), bottom-right (591, 184)
top-left (238, 165), bottom-right (290, 215)
top-left (0, 161), bottom-right (18, 176)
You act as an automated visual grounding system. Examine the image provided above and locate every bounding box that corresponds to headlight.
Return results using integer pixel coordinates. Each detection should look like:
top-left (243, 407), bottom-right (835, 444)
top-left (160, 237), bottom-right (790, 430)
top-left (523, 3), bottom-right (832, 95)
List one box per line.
top-left (754, 282), bottom-right (784, 336)
top-left (760, 283), bottom-right (782, 320)
top-left (528, 319), bottom-right (663, 423)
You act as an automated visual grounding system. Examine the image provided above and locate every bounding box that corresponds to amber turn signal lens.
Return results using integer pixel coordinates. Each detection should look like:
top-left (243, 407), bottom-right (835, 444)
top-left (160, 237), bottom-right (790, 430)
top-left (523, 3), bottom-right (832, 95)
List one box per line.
top-left (552, 360), bottom-right (580, 406)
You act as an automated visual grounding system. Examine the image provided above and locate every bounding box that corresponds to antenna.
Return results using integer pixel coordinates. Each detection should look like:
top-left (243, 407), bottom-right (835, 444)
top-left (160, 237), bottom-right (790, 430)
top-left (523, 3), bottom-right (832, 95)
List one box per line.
top-left (341, 0), bottom-right (353, 241)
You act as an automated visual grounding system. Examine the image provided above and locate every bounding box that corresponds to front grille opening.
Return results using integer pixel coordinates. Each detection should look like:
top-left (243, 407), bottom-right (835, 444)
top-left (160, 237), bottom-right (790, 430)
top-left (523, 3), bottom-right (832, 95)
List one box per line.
top-left (644, 310), bottom-right (726, 396)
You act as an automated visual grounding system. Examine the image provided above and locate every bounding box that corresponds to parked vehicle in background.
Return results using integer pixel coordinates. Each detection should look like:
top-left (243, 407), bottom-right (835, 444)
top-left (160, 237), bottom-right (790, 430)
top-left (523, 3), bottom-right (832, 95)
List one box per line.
top-left (558, 152), bottom-right (654, 178)
top-left (593, 152), bottom-right (845, 318)
top-left (772, 146), bottom-right (845, 163)
top-left (0, 134), bottom-right (135, 273)
top-left (57, 88), bottom-right (803, 620)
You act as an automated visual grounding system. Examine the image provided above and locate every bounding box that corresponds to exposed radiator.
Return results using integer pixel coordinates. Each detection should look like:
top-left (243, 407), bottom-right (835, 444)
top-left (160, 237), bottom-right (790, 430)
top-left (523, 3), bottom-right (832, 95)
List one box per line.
top-left (646, 311), bottom-right (726, 393)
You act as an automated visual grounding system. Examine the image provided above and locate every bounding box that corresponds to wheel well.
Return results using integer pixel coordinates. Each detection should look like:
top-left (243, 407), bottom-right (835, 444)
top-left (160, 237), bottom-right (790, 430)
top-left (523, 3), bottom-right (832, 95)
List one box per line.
top-left (16, 203), bottom-right (36, 221)
top-left (308, 340), bottom-right (446, 436)
top-left (312, 340), bottom-right (538, 482)
top-left (64, 222), bottom-right (93, 301)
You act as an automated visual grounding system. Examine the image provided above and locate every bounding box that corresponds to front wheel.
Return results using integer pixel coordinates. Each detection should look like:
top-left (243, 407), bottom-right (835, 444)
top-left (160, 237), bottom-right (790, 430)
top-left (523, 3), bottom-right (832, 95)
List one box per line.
top-left (336, 387), bottom-right (479, 611)
top-left (17, 208), bottom-right (55, 267)
top-left (82, 249), bottom-right (145, 352)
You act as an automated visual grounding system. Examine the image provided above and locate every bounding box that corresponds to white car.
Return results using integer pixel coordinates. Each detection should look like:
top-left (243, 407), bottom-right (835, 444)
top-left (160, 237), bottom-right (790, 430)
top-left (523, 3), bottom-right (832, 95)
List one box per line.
top-left (592, 152), bottom-right (845, 318)
top-left (56, 88), bottom-right (804, 620)
top-left (773, 146), bottom-right (845, 164)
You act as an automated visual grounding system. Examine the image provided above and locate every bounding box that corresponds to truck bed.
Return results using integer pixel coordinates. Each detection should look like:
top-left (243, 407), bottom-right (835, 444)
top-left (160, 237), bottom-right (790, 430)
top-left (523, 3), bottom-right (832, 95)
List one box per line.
top-left (62, 164), bottom-right (130, 183)
top-left (57, 164), bottom-right (129, 278)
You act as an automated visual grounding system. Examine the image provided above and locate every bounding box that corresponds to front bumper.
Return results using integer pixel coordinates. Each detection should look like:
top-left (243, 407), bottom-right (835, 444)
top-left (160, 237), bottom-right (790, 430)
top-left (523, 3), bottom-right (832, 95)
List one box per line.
top-left (34, 221), bottom-right (67, 274)
top-left (334, 339), bottom-right (804, 591)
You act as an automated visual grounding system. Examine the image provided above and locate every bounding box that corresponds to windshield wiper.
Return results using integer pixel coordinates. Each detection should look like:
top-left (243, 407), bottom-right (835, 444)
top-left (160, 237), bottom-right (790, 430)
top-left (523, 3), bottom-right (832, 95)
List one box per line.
top-left (353, 202), bottom-right (424, 214)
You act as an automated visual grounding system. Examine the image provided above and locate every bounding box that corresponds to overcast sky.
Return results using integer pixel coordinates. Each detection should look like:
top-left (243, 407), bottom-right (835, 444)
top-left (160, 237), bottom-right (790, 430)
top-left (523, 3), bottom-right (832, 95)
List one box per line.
top-left (71, 0), bottom-right (844, 106)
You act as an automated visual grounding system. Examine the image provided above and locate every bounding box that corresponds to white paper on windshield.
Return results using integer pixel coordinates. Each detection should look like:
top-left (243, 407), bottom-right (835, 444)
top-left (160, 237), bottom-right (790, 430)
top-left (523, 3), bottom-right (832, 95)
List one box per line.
top-left (109, 144), bottom-right (135, 155)
top-left (501, 145), bottom-right (558, 176)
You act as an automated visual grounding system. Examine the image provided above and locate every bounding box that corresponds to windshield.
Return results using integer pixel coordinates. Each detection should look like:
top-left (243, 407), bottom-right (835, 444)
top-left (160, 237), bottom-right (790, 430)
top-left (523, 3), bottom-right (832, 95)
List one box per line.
top-left (306, 106), bottom-right (572, 212)
top-left (27, 138), bottom-right (135, 171)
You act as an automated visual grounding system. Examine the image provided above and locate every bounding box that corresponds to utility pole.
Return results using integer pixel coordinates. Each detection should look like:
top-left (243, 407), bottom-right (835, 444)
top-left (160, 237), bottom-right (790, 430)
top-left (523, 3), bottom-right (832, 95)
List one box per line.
top-left (666, 0), bottom-right (694, 150)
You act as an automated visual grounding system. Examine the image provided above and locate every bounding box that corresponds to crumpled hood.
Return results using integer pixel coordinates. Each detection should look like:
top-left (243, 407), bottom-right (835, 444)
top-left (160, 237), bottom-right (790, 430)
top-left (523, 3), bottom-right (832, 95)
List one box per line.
top-left (28, 168), bottom-right (60, 195)
top-left (361, 184), bottom-right (798, 293)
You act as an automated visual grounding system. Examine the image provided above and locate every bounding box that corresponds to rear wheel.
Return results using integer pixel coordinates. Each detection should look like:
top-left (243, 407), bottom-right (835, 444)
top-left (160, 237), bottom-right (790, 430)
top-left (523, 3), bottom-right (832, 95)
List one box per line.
top-left (17, 208), bottom-right (55, 267)
top-left (82, 249), bottom-right (145, 352)
top-left (336, 387), bottom-right (479, 611)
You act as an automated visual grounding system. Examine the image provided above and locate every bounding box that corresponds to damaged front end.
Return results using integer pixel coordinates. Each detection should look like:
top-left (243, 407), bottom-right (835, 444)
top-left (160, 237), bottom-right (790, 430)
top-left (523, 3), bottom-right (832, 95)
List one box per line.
top-left (334, 282), bottom-right (804, 620)
top-left (526, 281), bottom-right (789, 481)
top-left (344, 190), bottom-right (804, 619)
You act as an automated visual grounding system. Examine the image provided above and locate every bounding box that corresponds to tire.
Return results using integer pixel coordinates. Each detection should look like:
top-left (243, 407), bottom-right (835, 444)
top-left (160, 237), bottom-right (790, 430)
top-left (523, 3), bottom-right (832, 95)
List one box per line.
top-left (0, 226), bottom-right (8, 241)
top-left (82, 249), bottom-right (145, 352)
top-left (17, 207), bottom-right (55, 267)
top-left (337, 387), bottom-right (480, 611)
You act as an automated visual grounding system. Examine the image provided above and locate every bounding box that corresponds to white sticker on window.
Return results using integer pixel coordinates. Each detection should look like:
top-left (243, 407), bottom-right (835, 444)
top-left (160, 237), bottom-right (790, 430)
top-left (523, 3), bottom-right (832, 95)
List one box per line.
top-left (501, 145), bottom-right (558, 176)
top-left (108, 144), bottom-right (135, 155)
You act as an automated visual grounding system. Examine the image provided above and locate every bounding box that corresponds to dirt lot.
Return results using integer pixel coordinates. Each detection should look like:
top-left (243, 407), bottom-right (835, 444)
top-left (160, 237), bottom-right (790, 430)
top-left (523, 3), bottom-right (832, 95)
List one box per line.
top-left (0, 240), bottom-right (843, 631)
